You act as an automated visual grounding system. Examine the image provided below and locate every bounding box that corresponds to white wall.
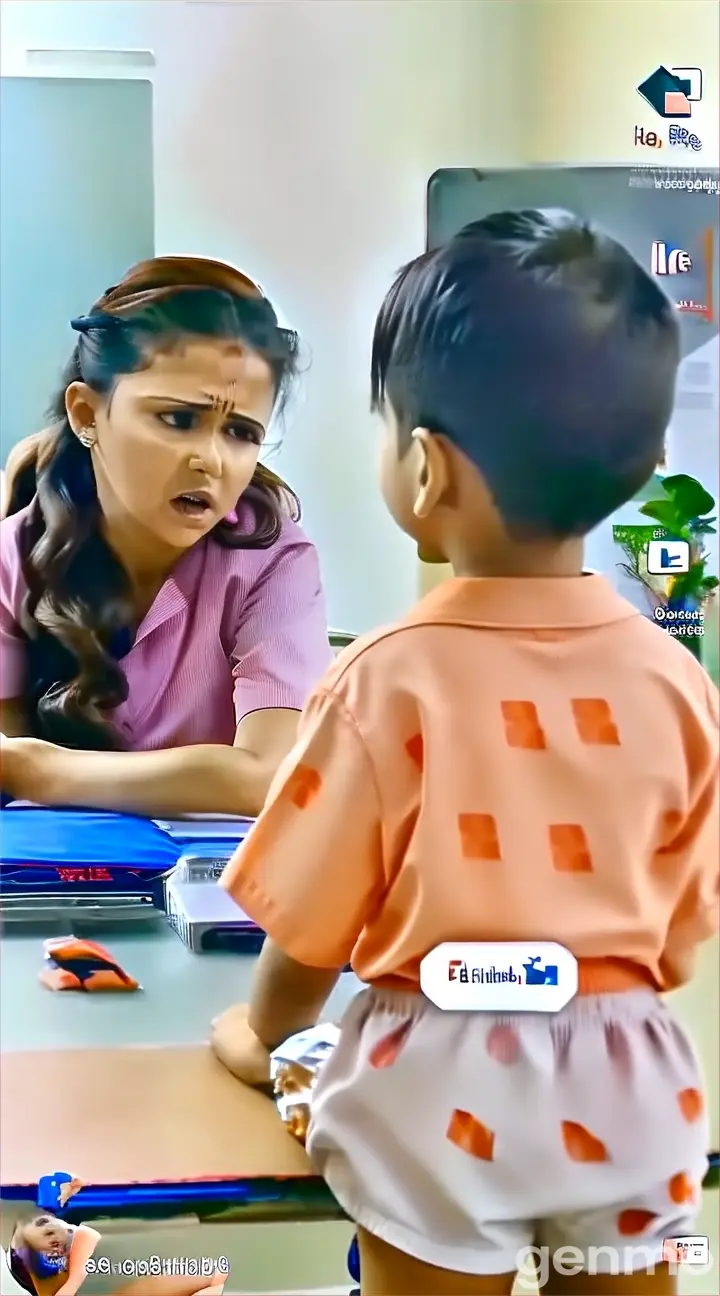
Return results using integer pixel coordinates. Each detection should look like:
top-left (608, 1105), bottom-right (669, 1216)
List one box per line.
top-left (0, 0), bottom-right (524, 633)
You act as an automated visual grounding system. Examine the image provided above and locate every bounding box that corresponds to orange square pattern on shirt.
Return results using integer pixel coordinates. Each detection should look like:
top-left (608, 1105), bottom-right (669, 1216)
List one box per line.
top-left (278, 696), bottom-right (659, 874)
top-left (220, 577), bottom-right (719, 1006)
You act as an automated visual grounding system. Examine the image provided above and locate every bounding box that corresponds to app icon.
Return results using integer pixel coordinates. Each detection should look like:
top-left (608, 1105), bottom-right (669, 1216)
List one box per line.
top-left (647, 540), bottom-right (690, 575)
top-left (651, 242), bottom-right (692, 275)
top-left (421, 942), bottom-right (578, 1012)
top-left (523, 956), bottom-right (558, 986)
top-left (637, 66), bottom-right (702, 119)
top-left (650, 228), bottom-right (714, 321)
top-left (662, 1237), bottom-right (710, 1266)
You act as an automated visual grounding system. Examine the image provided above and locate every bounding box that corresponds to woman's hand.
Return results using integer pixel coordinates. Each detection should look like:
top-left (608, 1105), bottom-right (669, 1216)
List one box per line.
top-left (210, 1003), bottom-right (271, 1087)
top-left (0, 733), bottom-right (50, 801)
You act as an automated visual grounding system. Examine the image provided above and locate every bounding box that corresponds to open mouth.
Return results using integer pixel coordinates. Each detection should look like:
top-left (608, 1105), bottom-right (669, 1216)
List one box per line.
top-left (170, 492), bottom-right (214, 518)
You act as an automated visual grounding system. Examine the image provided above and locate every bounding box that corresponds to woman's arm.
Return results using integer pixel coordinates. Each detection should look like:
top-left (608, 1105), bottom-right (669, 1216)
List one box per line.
top-left (1, 708), bottom-right (300, 817)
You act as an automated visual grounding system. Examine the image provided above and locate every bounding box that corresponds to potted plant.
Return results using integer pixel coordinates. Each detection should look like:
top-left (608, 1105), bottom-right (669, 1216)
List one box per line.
top-left (637, 474), bottom-right (718, 659)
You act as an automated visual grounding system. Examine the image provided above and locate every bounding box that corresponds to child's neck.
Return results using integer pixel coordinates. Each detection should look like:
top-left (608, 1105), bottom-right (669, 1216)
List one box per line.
top-left (453, 538), bottom-right (585, 579)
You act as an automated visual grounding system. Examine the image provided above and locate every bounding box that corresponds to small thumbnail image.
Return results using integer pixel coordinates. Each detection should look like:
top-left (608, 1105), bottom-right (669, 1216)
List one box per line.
top-left (612, 474), bottom-right (718, 642)
top-left (613, 524), bottom-right (675, 613)
top-left (2, 1194), bottom-right (227, 1296)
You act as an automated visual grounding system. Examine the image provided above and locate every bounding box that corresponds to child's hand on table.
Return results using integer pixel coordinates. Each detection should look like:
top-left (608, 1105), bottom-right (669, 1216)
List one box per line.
top-left (210, 1003), bottom-right (271, 1087)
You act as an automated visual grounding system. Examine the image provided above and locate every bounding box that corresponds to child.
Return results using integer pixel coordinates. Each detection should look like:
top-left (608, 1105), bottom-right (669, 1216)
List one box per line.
top-left (211, 209), bottom-right (719, 1295)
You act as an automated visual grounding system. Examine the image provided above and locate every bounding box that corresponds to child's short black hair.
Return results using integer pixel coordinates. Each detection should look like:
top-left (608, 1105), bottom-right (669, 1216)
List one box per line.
top-left (371, 208), bottom-right (679, 538)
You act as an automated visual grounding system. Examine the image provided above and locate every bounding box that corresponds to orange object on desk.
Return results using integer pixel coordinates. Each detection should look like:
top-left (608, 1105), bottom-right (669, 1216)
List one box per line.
top-left (40, 938), bottom-right (141, 993)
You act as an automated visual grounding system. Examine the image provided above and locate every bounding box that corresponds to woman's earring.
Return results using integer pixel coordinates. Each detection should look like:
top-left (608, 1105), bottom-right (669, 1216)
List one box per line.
top-left (77, 426), bottom-right (96, 449)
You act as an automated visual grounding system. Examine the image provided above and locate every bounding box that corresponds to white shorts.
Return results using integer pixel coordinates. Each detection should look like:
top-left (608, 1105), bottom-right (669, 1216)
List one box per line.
top-left (306, 988), bottom-right (709, 1276)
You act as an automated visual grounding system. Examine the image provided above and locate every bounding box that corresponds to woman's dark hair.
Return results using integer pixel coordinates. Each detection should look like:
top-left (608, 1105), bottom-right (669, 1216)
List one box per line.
top-left (371, 208), bottom-right (679, 539)
top-left (6, 1249), bottom-right (36, 1296)
top-left (9, 256), bottom-right (302, 751)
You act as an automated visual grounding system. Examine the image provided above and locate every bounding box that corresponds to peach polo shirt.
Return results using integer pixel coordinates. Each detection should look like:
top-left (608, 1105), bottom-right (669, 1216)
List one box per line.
top-left (221, 575), bottom-right (719, 992)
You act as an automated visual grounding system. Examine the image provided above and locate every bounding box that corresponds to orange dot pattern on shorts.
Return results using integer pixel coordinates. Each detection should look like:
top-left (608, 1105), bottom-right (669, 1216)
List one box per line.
top-left (446, 1110), bottom-right (495, 1161)
top-left (561, 1121), bottom-right (611, 1163)
top-left (668, 1171), bottom-right (696, 1205)
top-left (677, 1088), bottom-right (704, 1122)
top-left (616, 1209), bottom-right (659, 1237)
top-left (485, 1024), bottom-right (521, 1065)
top-left (368, 1020), bottom-right (415, 1070)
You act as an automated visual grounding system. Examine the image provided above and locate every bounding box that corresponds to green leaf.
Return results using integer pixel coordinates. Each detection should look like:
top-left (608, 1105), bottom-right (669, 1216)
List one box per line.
top-left (638, 501), bottom-right (684, 531)
top-left (660, 474), bottom-right (716, 518)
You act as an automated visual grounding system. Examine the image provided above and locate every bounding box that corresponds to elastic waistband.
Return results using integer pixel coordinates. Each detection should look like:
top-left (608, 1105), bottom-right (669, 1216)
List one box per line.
top-left (575, 958), bottom-right (657, 995)
top-left (373, 958), bottom-right (658, 997)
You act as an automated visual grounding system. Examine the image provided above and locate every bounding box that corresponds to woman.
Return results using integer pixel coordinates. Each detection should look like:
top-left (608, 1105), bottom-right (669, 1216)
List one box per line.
top-left (0, 257), bottom-right (331, 817)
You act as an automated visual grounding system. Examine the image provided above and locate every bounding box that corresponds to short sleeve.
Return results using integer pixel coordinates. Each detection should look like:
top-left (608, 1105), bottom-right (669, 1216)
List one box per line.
top-left (660, 676), bottom-right (719, 987)
top-left (230, 535), bottom-right (332, 725)
top-left (0, 512), bottom-right (29, 699)
top-left (219, 688), bottom-right (384, 967)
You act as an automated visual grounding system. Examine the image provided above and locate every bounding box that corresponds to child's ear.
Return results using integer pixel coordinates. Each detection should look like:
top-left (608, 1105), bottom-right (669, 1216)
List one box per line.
top-left (411, 428), bottom-right (449, 519)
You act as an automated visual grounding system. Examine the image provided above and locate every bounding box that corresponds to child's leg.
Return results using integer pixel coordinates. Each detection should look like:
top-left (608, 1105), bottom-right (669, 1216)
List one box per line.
top-left (357, 1228), bottom-right (517, 1295)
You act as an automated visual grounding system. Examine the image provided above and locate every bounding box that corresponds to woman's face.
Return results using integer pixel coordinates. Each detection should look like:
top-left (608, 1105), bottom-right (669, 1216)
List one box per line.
top-left (67, 339), bottom-right (275, 556)
top-left (22, 1216), bottom-right (69, 1254)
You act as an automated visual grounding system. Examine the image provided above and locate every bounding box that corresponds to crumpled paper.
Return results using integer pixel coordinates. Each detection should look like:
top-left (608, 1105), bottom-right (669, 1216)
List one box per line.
top-left (270, 1024), bottom-right (340, 1144)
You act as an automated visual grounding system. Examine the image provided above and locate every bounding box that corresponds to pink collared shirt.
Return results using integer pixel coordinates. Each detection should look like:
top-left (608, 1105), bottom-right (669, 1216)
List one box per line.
top-left (0, 504), bottom-right (332, 749)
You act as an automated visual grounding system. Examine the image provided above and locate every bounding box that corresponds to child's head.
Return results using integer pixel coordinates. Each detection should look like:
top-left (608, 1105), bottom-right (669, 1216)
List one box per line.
top-left (371, 208), bottom-right (679, 574)
top-left (12, 1212), bottom-right (70, 1256)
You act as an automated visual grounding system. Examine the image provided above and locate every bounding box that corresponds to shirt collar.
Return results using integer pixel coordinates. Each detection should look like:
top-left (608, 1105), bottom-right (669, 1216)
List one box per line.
top-left (407, 573), bottom-right (639, 631)
top-left (132, 542), bottom-right (203, 646)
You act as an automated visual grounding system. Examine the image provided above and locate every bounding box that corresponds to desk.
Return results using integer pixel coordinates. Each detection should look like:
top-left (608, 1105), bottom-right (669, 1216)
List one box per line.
top-left (0, 925), bottom-right (361, 1053)
top-left (0, 926), bottom-right (361, 1293)
top-left (2, 926), bottom-right (717, 1295)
